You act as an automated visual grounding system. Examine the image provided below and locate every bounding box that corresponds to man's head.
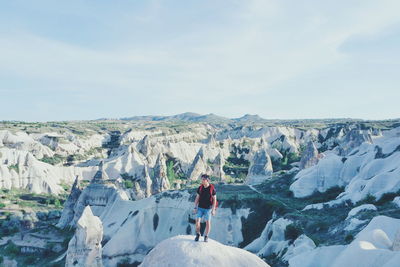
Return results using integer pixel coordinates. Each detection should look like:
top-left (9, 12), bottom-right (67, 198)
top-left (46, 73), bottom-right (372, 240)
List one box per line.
top-left (201, 174), bottom-right (210, 186)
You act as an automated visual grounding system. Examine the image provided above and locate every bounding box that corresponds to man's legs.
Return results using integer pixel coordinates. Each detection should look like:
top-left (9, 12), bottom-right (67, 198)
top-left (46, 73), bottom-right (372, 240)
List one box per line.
top-left (204, 209), bottom-right (211, 242)
top-left (205, 220), bottom-right (211, 237)
top-left (195, 218), bottom-right (201, 234)
top-left (195, 208), bottom-right (204, 241)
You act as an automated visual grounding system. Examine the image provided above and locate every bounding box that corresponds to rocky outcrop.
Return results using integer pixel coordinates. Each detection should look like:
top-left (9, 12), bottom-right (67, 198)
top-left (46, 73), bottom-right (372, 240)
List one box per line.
top-left (66, 206), bottom-right (103, 267)
top-left (187, 147), bottom-right (212, 180)
top-left (137, 135), bottom-right (151, 157)
top-left (151, 153), bottom-right (170, 194)
top-left (245, 218), bottom-right (292, 257)
top-left (339, 129), bottom-right (372, 156)
top-left (0, 147), bottom-right (96, 194)
top-left (392, 229), bottom-right (400, 251)
top-left (245, 217), bottom-right (315, 264)
top-left (140, 235), bottom-right (269, 267)
top-left (290, 152), bottom-right (343, 198)
top-left (299, 141), bottom-right (319, 169)
top-left (289, 216), bottom-right (400, 267)
top-left (57, 164), bottom-right (129, 228)
top-left (212, 152), bottom-right (225, 181)
top-left (57, 176), bottom-right (82, 228)
top-left (100, 191), bottom-right (250, 265)
top-left (245, 150), bottom-right (273, 185)
top-left (291, 126), bottom-right (400, 202)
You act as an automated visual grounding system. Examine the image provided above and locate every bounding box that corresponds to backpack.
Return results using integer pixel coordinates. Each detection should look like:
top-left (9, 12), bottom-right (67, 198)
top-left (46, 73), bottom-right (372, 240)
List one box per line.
top-left (199, 184), bottom-right (218, 210)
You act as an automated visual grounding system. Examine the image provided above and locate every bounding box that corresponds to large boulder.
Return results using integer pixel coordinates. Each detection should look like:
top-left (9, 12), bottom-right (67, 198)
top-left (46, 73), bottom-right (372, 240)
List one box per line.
top-left (140, 235), bottom-right (269, 267)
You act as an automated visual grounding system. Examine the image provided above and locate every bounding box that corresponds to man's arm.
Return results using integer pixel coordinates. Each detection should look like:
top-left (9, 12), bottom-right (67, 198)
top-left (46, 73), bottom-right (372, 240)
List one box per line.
top-left (211, 195), bottom-right (217, 215)
top-left (193, 194), bottom-right (200, 213)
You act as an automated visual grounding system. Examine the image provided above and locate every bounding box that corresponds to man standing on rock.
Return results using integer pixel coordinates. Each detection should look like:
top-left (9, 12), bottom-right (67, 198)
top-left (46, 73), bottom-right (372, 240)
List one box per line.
top-left (193, 174), bottom-right (217, 242)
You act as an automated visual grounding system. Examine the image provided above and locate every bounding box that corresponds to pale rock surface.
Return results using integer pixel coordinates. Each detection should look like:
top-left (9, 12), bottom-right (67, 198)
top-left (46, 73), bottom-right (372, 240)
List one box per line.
top-left (245, 218), bottom-right (292, 257)
top-left (289, 216), bottom-right (400, 267)
top-left (282, 234), bottom-right (316, 262)
top-left (187, 147), bottom-right (212, 180)
top-left (344, 218), bottom-right (368, 232)
top-left (66, 206), bottom-right (103, 267)
top-left (245, 149), bottom-right (273, 185)
top-left (211, 151), bottom-right (225, 181)
top-left (57, 164), bottom-right (129, 228)
top-left (139, 235), bottom-right (269, 267)
top-left (339, 129), bottom-right (372, 156)
top-left (0, 130), bottom-right (54, 159)
top-left (392, 196), bottom-right (400, 207)
top-left (151, 153), bottom-right (170, 193)
top-left (346, 204), bottom-right (377, 220)
top-left (290, 152), bottom-right (343, 197)
top-left (98, 191), bottom-right (250, 265)
top-left (290, 127), bottom-right (400, 203)
top-left (392, 229), bottom-right (400, 251)
top-left (299, 141), bottom-right (319, 169)
top-left (0, 147), bottom-right (96, 194)
top-left (56, 176), bottom-right (82, 228)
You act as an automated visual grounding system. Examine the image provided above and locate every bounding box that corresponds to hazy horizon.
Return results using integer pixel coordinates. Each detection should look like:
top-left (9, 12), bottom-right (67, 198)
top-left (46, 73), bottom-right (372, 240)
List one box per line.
top-left (1, 111), bottom-right (399, 123)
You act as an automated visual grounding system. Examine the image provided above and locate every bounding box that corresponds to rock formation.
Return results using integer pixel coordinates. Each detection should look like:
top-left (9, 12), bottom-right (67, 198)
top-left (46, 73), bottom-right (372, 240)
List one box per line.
top-left (339, 129), bottom-right (373, 156)
top-left (392, 229), bottom-right (400, 251)
top-left (187, 147), bottom-right (212, 180)
top-left (137, 135), bottom-right (151, 157)
top-left (66, 206), bottom-right (103, 267)
top-left (299, 141), bottom-right (319, 169)
top-left (245, 150), bottom-right (273, 185)
top-left (140, 235), bottom-right (269, 267)
top-left (289, 216), bottom-right (400, 267)
top-left (151, 153), bottom-right (170, 194)
top-left (212, 152), bottom-right (225, 181)
top-left (56, 176), bottom-right (82, 228)
top-left (57, 164), bottom-right (129, 228)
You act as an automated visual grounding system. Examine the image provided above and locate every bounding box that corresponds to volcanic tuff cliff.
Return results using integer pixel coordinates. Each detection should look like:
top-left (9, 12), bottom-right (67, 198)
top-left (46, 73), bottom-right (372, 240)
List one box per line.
top-left (1, 117), bottom-right (400, 266)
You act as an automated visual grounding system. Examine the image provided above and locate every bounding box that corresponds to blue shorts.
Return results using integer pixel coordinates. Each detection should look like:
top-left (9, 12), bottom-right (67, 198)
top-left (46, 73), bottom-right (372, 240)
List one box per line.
top-left (196, 207), bottom-right (211, 221)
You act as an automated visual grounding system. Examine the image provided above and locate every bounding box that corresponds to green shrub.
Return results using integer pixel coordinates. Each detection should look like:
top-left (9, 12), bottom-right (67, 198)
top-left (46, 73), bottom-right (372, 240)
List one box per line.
top-left (24, 255), bottom-right (37, 264)
top-left (285, 224), bottom-right (303, 241)
top-left (345, 234), bottom-right (354, 243)
top-left (304, 186), bottom-right (345, 204)
top-left (39, 155), bottom-right (65, 165)
top-left (121, 173), bottom-right (134, 180)
top-left (124, 180), bottom-right (134, 189)
top-left (117, 257), bottom-right (140, 267)
top-left (166, 159), bottom-right (176, 184)
top-left (4, 241), bottom-right (19, 255)
top-left (0, 202), bottom-right (6, 208)
top-left (376, 191), bottom-right (400, 205)
top-left (54, 199), bottom-right (62, 208)
top-left (8, 164), bottom-right (19, 173)
top-left (356, 194), bottom-right (377, 206)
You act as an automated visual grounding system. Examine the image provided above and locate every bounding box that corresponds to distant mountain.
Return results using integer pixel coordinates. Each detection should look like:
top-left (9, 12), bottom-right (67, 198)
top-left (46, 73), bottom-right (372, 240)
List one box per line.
top-left (120, 112), bottom-right (231, 124)
top-left (233, 114), bottom-right (266, 123)
top-left (120, 112), bottom-right (378, 126)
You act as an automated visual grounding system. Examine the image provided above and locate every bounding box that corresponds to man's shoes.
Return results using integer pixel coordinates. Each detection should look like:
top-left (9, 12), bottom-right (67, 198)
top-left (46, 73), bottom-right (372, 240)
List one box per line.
top-left (195, 233), bottom-right (200, 242)
top-left (204, 236), bottom-right (208, 242)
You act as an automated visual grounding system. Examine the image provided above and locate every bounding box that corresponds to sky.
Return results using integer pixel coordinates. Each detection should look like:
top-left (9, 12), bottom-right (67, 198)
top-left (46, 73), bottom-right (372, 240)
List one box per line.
top-left (1, 0), bottom-right (399, 122)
